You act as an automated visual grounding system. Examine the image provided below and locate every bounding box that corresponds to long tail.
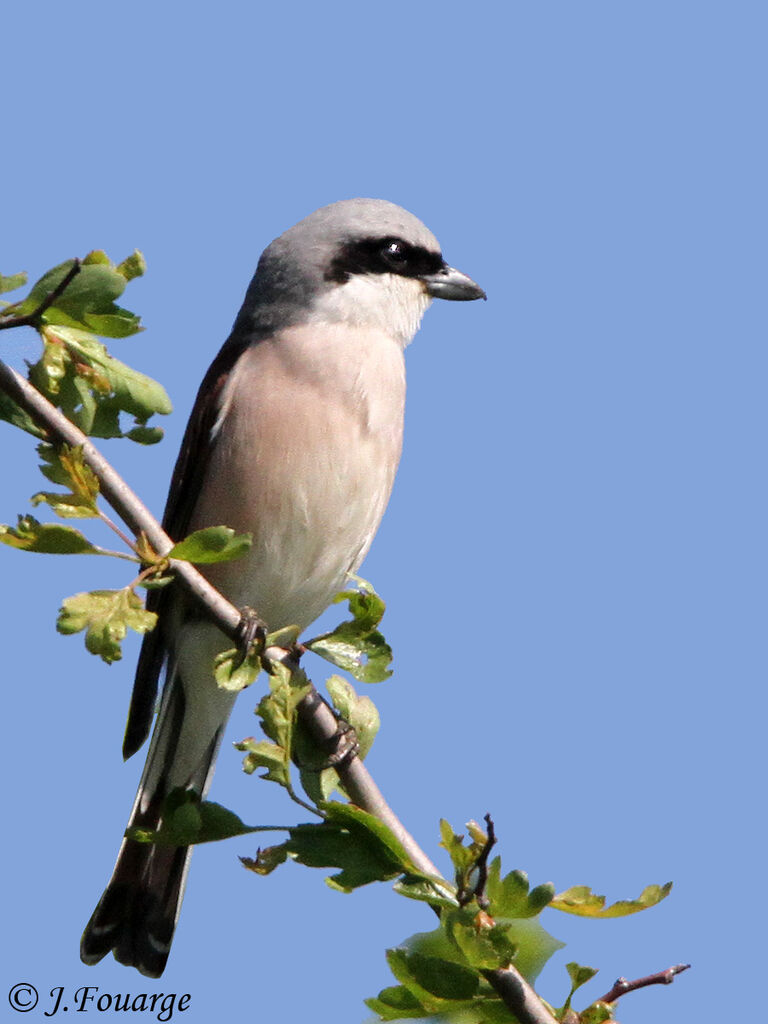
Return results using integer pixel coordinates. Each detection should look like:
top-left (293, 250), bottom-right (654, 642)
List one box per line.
top-left (81, 660), bottom-right (236, 977)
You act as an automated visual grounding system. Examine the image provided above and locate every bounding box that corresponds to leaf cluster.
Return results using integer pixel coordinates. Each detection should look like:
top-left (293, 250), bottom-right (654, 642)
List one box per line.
top-left (1, 252), bottom-right (170, 443)
top-left (1, 440), bottom-right (253, 663)
top-left (367, 822), bottom-right (561, 1022)
top-left (367, 822), bottom-right (671, 1022)
top-left (52, 522), bottom-right (253, 664)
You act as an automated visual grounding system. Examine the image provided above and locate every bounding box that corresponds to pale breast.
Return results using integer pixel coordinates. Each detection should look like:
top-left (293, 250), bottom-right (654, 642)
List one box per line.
top-left (187, 323), bottom-right (406, 632)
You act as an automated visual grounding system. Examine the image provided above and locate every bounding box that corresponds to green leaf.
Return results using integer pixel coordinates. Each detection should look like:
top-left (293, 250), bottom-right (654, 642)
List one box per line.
top-left (2, 252), bottom-right (143, 324)
top-left (385, 948), bottom-right (480, 1013)
top-left (0, 271), bottom-right (27, 295)
top-left (16, 259), bottom-right (125, 319)
top-left (47, 323), bottom-right (171, 415)
top-left (264, 624), bottom-right (301, 649)
top-left (296, 762), bottom-right (339, 807)
top-left (325, 675), bottom-right (380, 757)
top-left (169, 526), bottom-right (253, 563)
top-left (31, 444), bottom-right (100, 518)
top-left (82, 250), bottom-right (112, 266)
top-left (365, 984), bottom-right (426, 1020)
top-left (127, 792), bottom-right (273, 846)
top-left (323, 801), bottom-right (417, 873)
top-left (285, 820), bottom-right (402, 892)
top-left (409, 915), bottom-right (564, 987)
top-left (528, 883), bottom-right (557, 914)
top-left (439, 818), bottom-right (483, 877)
top-left (214, 647), bottom-right (262, 692)
top-left (0, 515), bottom-right (108, 555)
top-left (27, 322), bottom-right (171, 442)
top-left (550, 881), bottom-right (672, 918)
top-left (333, 576), bottom-right (387, 631)
top-left (0, 391), bottom-right (45, 437)
top-left (444, 907), bottom-right (518, 970)
top-left (483, 860), bottom-right (556, 920)
top-left (580, 1001), bottom-right (615, 1023)
top-left (305, 624), bottom-right (392, 683)
top-left (558, 962), bottom-right (600, 1016)
top-left (486, 861), bottom-right (531, 917)
top-left (124, 425), bottom-right (164, 445)
top-left (283, 802), bottom-right (421, 892)
top-left (237, 660), bottom-right (310, 780)
top-left (237, 737), bottom-right (291, 787)
top-left (240, 843), bottom-right (289, 876)
top-left (82, 309), bottom-right (143, 339)
top-left (57, 588), bottom-right (157, 663)
top-left (115, 250), bottom-right (146, 281)
top-left (305, 579), bottom-right (392, 682)
top-left (254, 657), bottom-right (310, 745)
top-left (566, 961), bottom-right (599, 992)
top-left (2, 253), bottom-right (130, 322)
top-left (393, 876), bottom-right (459, 910)
top-left (139, 573), bottom-right (175, 590)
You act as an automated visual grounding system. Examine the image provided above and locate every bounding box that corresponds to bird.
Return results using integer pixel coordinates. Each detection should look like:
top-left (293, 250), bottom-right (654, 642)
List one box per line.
top-left (80, 198), bottom-right (485, 977)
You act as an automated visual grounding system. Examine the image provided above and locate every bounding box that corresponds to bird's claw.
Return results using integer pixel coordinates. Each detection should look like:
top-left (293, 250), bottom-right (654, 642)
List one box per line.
top-left (233, 606), bottom-right (268, 670)
top-left (318, 719), bottom-right (360, 770)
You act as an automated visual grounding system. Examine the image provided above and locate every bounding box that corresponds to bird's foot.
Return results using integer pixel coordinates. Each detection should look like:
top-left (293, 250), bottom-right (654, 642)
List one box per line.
top-left (233, 606), bottom-right (268, 670)
top-left (317, 717), bottom-right (360, 770)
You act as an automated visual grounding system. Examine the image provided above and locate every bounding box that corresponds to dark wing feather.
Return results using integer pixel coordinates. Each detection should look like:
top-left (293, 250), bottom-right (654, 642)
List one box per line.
top-left (121, 331), bottom-right (254, 759)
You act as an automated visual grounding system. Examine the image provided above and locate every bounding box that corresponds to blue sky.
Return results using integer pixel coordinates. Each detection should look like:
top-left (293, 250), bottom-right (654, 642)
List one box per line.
top-left (2, 3), bottom-right (765, 1022)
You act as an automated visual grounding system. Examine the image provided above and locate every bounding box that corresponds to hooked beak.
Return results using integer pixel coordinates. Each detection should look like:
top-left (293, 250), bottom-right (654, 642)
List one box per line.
top-left (421, 263), bottom-right (486, 301)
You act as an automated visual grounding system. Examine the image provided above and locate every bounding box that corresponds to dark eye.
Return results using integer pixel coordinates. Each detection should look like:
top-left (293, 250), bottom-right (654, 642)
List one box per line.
top-left (381, 239), bottom-right (409, 267)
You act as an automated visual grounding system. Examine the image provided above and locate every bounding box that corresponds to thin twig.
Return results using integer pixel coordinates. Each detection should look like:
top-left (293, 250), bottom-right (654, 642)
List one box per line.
top-left (472, 813), bottom-right (497, 908)
top-left (0, 259), bottom-right (82, 331)
top-left (0, 355), bottom-right (558, 1024)
top-left (597, 962), bottom-right (691, 1004)
top-left (97, 506), bottom-right (140, 553)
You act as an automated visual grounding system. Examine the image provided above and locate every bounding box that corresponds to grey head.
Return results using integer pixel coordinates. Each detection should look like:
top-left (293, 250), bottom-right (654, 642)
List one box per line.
top-left (234, 198), bottom-right (486, 345)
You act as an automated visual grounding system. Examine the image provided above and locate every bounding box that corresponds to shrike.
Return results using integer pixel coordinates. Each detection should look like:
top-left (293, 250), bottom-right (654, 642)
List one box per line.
top-left (80, 198), bottom-right (485, 977)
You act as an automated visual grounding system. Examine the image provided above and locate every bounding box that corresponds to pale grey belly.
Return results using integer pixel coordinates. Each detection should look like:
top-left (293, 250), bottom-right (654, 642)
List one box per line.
top-left (189, 401), bottom-right (402, 633)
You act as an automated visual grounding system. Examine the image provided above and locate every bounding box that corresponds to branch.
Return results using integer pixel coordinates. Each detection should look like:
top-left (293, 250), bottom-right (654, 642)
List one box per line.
top-left (0, 259), bottom-right (82, 331)
top-left (0, 355), bottom-right (558, 1024)
top-left (597, 962), bottom-right (691, 1005)
top-left (483, 967), bottom-right (559, 1024)
top-left (0, 358), bottom-right (240, 633)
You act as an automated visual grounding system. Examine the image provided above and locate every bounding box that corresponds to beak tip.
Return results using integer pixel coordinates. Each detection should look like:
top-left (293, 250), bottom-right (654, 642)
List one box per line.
top-left (423, 266), bottom-right (487, 302)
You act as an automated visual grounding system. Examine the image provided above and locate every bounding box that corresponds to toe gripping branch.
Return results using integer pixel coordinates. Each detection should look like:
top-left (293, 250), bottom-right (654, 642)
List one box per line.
top-left (233, 606), bottom-right (268, 670)
top-left (297, 687), bottom-right (360, 772)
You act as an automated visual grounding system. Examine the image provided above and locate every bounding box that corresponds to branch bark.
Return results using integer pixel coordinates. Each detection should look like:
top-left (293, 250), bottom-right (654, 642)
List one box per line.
top-left (483, 968), bottom-right (559, 1024)
top-left (0, 352), bottom-right (557, 1024)
top-left (597, 962), bottom-right (691, 1005)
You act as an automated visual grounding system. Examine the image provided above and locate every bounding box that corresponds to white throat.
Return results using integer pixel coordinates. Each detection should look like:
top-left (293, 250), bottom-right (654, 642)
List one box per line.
top-left (311, 273), bottom-right (433, 347)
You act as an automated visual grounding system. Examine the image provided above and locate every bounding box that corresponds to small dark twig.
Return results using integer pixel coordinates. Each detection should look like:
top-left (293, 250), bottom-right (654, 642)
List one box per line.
top-left (472, 813), bottom-right (497, 908)
top-left (0, 258), bottom-right (82, 331)
top-left (598, 962), bottom-right (691, 1004)
top-left (457, 813), bottom-right (498, 908)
